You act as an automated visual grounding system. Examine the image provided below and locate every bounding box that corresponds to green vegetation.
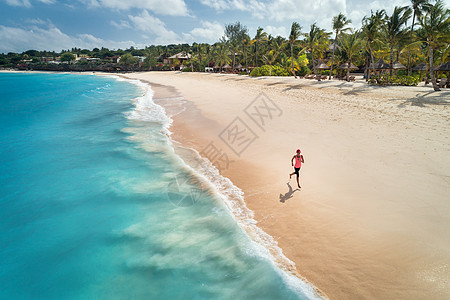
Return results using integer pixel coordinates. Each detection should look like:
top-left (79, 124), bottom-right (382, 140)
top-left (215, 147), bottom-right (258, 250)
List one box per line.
top-left (250, 65), bottom-right (290, 77)
top-left (369, 74), bottom-right (420, 86)
top-left (60, 52), bottom-right (76, 62)
top-left (119, 53), bottom-right (139, 66)
top-left (1, 0), bottom-right (448, 89)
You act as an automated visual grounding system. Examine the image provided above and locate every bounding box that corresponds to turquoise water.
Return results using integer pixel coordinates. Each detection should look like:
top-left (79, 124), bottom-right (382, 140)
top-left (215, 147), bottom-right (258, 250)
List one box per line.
top-left (0, 72), bottom-right (320, 299)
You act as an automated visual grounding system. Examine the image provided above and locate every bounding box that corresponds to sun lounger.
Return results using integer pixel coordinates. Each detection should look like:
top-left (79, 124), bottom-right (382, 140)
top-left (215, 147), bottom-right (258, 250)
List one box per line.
top-left (438, 78), bottom-right (447, 88)
top-left (349, 76), bottom-right (355, 81)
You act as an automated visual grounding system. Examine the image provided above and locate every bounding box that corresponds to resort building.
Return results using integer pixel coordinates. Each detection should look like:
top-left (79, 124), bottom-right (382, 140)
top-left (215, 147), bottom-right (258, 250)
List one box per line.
top-left (167, 52), bottom-right (191, 65)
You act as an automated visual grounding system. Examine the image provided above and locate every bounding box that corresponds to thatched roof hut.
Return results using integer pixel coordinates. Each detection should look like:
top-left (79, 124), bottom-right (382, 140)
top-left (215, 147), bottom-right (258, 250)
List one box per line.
top-left (338, 62), bottom-right (358, 70)
top-left (315, 60), bottom-right (329, 69)
top-left (370, 58), bottom-right (390, 70)
top-left (391, 60), bottom-right (406, 70)
top-left (412, 62), bottom-right (428, 71)
top-left (436, 61), bottom-right (450, 71)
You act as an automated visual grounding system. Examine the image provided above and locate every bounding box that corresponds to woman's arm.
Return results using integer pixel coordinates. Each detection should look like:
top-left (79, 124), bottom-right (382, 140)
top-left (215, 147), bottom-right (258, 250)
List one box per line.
top-left (301, 155), bottom-right (304, 163)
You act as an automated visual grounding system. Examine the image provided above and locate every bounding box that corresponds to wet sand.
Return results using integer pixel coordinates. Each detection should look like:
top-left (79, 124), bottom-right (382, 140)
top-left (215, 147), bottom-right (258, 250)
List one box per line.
top-left (123, 71), bottom-right (450, 299)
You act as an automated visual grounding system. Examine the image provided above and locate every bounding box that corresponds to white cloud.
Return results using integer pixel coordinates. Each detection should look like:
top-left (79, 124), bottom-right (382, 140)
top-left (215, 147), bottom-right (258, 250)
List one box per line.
top-left (182, 21), bottom-right (224, 43)
top-left (128, 10), bottom-right (180, 44)
top-left (110, 20), bottom-right (132, 29)
top-left (5, 0), bottom-right (56, 6)
top-left (0, 24), bottom-right (143, 53)
top-left (198, 0), bottom-right (430, 33)
top-left (265, 25), bottom-right (288, 38)
top-left (81, 0), bottom-right (189, 16)
top-left (25, 18), bottom-right (48, 25)
top-left (5, 0), bottom-right (31, 7)
top-left (200, 0), bottom-right (228, 10)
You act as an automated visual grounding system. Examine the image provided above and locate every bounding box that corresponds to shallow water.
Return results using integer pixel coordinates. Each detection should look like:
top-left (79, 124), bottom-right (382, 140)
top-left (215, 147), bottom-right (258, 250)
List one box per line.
top-left (0, 72), bottom-right (320, 299)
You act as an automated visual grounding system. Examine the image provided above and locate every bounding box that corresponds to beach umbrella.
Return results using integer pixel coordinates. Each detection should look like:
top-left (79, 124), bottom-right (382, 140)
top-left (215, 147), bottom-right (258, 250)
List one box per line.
top-left (436, 62), bottom-right (450, 87)
top-left (391, 60), bottom-right (406, 70)
top-left (412, 62), bottom-right (428, 71)
top-left (338, 62), bottom-right (358, 70)
top-left (235, 63), bottom-right (243, 69)
top-left (223, 64), bottom-right (231, 69)
top-left (412, 62), bottom-right (428, 82)
top-left (314, 60), bottom-right (329, 69)
top-left (370, 58), bottom-right (390, 70)
top-left (436, 61), bottom-right (450, 71)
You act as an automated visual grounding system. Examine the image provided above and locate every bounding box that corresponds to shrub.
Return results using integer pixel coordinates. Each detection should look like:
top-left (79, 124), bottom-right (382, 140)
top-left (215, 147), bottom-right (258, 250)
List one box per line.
top-left (250, 65), bottom-right (289, 77)
top-left (181, 67), bottom-right (192, 72)
top-left (368, 75), bottom-right (419, 86)
top-left (238, 71), bottom-right (248, 75)
top-left (296, 66), bottom-right (310, 76)
top-left (320, 69), bottom-right (337, 76)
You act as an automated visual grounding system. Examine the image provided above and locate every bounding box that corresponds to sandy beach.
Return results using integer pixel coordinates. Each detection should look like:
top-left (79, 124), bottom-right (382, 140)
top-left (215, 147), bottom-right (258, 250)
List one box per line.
top-left (122, 71), bottom-right (450, 299)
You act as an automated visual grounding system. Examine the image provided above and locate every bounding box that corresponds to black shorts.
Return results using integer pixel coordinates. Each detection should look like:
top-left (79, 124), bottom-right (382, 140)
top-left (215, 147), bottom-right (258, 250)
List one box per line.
top-left (294, 167), bottom-right (300, 176)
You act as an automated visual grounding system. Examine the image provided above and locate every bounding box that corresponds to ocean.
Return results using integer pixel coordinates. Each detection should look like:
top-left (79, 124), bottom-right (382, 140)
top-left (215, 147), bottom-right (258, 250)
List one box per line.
top-left (0, 72), bottom-right (321, 299)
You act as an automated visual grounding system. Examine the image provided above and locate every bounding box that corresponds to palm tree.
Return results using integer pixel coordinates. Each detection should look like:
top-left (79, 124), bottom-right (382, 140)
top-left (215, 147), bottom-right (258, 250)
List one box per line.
top-left (417, 0), bottom-right (450, 91)
top-left (407, 0), bottom-right (431, 74)
top-left (242, 34), bottom-right (251, 73)
top-left (340, 31), bottom-right (364, 81)
top-left (262, 41), bottom-right (284, 76)
top-left (192, 43), bottom-right (208, 72)
top-left (362, 10), bottom-right (386, 77)
top-left (329, 13), bottom-right (352, 79)
top-left (252, 27), bottom-right (267, 67)
top-left (301, 23), bottom-right (330, 75)
top-left (383, 6), bottom-right (412, 75)
top-left (214, 43), bottom-right (231, 72)
top-left (289, 22), bottom-right (302, 78)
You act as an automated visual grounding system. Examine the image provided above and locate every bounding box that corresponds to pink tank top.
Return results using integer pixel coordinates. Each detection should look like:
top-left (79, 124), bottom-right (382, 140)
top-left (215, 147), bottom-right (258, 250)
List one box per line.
top-left (294, 155), bottom-right (302, 168)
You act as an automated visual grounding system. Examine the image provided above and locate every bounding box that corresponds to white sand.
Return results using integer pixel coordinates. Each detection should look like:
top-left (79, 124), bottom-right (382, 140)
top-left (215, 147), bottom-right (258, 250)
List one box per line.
top-left (122, 71), bottom-right (450, 299)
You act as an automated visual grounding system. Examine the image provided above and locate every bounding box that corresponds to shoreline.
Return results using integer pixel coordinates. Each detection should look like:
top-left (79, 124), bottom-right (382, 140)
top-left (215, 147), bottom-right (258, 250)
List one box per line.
top-left (120, 71), bottom-right (449, 299)
top-left (120, 74), bottom-right (327, 299)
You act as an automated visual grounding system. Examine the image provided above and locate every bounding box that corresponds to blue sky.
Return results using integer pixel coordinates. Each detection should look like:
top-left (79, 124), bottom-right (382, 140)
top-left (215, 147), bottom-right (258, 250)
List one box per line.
top-left (1, 0), bottom-right (448, 53)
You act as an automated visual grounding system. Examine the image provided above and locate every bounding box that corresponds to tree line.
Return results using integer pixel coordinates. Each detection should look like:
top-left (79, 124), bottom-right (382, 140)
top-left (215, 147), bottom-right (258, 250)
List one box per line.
top-left (1, 0), bottom-right (448, 90)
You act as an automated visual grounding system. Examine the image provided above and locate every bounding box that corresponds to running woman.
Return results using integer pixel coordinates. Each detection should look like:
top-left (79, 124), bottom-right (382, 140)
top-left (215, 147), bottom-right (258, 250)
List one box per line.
top-left (289, 149), bottom-right (304, 188)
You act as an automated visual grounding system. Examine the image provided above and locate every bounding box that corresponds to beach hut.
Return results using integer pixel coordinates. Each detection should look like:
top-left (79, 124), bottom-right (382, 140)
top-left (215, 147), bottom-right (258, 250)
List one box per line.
top-left (235, 63), bottom-right (243, 71)
top-left (370, 58), bottom-right (390, 71)
top-left (222, 64), bottom-right (232, 73)
top-left (313, 60), bottom-right (329, 80)
top-left (436, 62), bottom-right (450, 87)
top-left (412, 62), bottom-right (428, 71)
top-left (391, 60), bottom-right (406, 76)
top-left (338, 62), bottom-right (358, 81)
top-left (338, 62), bottom-right (358, 70)
top-left (314, 60), bottom-right (330, 70)
top-left (369, 58), bottom-right (390, 78)
top-left (391, 60), bottom-right (406, 70)
top-left (413, 62), bottom-right (428, 82)
top-left (436, 61), bottom-right (450, 71)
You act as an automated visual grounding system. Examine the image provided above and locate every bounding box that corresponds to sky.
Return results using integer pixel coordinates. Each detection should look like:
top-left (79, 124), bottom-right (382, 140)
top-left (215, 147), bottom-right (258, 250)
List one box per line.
top-left (0, 0), bottom-right (449, 53)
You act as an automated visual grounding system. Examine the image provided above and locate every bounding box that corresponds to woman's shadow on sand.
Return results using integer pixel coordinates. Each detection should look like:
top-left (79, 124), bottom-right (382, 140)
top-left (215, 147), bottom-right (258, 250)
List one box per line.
top-left (279, 182), bottom-right (300, 203)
